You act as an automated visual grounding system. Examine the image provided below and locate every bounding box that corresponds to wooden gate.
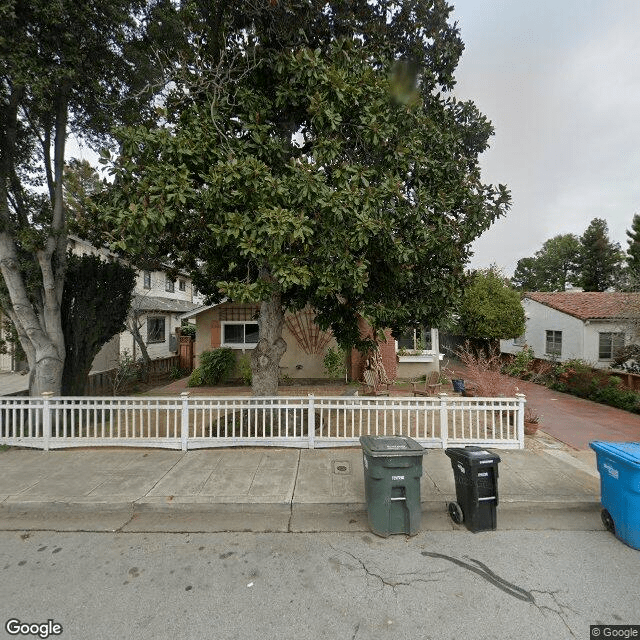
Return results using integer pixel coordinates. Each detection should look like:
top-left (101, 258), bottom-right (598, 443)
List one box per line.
top-left (179, 336), bottom-right (194, 371)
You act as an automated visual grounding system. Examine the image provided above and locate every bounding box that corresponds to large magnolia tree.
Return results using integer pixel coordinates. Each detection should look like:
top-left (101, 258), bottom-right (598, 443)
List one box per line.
top-left (98, 1), bottom-right (511, 395)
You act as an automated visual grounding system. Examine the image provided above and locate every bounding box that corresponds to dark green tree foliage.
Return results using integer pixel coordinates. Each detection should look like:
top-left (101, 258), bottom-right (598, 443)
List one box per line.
top-left (626, 213), bottom-right (640, 277)
top-left (61, 253), bottom-right (135, 396)
top-left (0, 0), bottom-right (179, 395)
top-left (457, 267), bottom-right (525, 341)
top-left (579, 218), bottom-right (623, 292)
top-left (98, 1), bottom-right (511, 395)
top-left (512, 234), bottom-right (580, 291)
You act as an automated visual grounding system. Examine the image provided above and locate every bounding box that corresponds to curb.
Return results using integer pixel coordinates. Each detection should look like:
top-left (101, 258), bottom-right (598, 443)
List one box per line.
top-left (0, 496), bottom-right (603, 533)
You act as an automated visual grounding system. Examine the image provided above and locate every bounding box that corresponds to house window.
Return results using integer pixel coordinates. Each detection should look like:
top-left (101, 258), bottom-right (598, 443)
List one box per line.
top-left (221, 322), bottom-right (260, 348)
top-left (545, 330), bottom-right (562, 356)
top-left (143, 271), bottom-right (151, 289)
top-left (599, 332), bottom-right (624, 360)
top-left (179, 279), bottom-right (186, 292)
top-left (165, 278), bottom-right (175, 293)
top-left (147, 317), bottom-right (166, 344)
top-left (397, 327), bottom-right (432, 351)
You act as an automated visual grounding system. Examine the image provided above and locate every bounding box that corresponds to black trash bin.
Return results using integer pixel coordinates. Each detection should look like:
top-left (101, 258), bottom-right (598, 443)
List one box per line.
top-left (445, 447), bottom-right (501, 532)
top-left (359, 436), bottom-right (426, 537)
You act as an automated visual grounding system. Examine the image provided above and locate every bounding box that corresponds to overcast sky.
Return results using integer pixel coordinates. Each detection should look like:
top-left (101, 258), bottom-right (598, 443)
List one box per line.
top-left (451, 0), bottom-right (640, 276)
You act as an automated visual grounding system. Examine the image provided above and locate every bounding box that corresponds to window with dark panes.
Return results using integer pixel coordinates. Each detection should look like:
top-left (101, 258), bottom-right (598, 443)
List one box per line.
top-left (165, 278), bottom-right (175, 293)
top-left (545, 330), bottom-right (562, 356)
top-left (143, 271), bottom-right (151, 289)
top-left (222, 322), bottom-right (260, 347)
top-left (179, 279), bottom-right (186, 292)
top-left (147, 317), bottom-right (166, 344)
top-left (397, 327), bottom-right (432, 351)
top-left (599, 332), bottom-right (624, 360)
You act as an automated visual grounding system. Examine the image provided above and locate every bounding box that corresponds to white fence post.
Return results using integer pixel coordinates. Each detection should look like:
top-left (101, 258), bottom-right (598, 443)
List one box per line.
top-left (516, 393), bottom-right (526, 449)
top-left (181, 392), bottom-right (190, 451)
top-left (439, 393), bottom-right (449, 449)
top-left (42, 392), bottom-right (53, 451)
top-left (307, 394), bottom-right (315, 449)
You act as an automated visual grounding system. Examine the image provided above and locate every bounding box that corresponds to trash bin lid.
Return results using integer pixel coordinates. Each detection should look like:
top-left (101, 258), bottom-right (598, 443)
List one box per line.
top-left (589, 441), bottom-right (640, 467)
top-left (445, 446), bottom-right (501, 464)
top-left (359, 436), bottom-right (425, 457)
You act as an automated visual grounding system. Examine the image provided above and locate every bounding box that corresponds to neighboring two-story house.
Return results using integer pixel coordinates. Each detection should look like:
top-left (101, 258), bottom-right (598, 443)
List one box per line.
top-left (0, 236), bottom-right (201, 374)
top-left (501, 292), bottom-right (638, 369)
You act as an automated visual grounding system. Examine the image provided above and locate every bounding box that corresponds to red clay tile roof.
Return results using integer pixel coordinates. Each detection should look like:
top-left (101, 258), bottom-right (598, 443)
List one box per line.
top-left (525, 292), bottom-right (638, 320)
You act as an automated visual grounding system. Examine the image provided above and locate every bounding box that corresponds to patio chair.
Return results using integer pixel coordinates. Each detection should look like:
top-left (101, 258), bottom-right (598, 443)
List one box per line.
top-left (362, 369), bottom-right (392, 396)
top-left (411, 371), bottom-right (443, 396)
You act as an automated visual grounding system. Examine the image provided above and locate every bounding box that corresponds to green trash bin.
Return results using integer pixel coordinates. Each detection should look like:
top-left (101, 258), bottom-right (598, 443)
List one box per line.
top-left (359, 435), bottom-right (426, 537)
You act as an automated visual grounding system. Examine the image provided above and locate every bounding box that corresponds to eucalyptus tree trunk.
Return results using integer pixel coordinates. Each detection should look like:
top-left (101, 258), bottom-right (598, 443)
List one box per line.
top-left (251, 292), bottom-right (287, 396)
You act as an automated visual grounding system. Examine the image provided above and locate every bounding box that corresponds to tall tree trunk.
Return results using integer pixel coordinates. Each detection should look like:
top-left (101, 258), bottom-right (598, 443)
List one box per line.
top-left (251, 292), bottom-right (287, 396)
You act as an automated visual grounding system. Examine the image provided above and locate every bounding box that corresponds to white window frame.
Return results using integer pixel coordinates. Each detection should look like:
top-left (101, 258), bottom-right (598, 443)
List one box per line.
top-left (221, 321), bottom-right (260, 349)
top-left (545, 330), bottom-right (562, 356)
top-left (165, 278), bottom-right (175, 293)
top-left (143, 270), bottom-right (151, 290)
top-left (178, 279), bottom-right (186, 292)
top-left (395, 328), bottom-right (436, 353)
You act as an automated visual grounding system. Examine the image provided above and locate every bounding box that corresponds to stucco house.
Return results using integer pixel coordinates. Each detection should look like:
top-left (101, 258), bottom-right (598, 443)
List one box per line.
top-left (500, 292), bottom-right (637, 369)
top-left (0, 236), bottom-right (201, 374)
top-left (182, 301), bottom-right (443, 381)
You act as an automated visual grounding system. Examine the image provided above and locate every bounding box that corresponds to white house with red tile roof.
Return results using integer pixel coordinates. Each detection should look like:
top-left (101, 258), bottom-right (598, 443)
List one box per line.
top-left (500, 291), bottom-right (638, 368)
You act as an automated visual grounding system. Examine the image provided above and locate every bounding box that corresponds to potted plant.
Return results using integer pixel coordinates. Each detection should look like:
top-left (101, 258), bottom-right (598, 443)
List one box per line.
top-left (524, 407), bottom-right (541, 435)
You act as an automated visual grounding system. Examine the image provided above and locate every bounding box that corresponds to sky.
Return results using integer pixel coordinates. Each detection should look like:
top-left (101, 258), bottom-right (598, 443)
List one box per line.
top-left (451, 0), bottom-right (640, 276)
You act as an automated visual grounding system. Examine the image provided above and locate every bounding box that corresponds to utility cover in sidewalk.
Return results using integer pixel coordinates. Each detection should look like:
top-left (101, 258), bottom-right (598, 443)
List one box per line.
top-left (332, 461), bottom-right (352, 475)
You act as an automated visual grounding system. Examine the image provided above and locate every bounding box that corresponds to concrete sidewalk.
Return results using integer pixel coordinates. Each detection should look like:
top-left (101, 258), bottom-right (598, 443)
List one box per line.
top-left (0, 444), bottom-right (603, 534)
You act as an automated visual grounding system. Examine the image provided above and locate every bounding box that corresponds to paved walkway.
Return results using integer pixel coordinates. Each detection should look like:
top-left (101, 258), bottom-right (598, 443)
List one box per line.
top-left (513, 378), bottom-right (640, 450)
top-left (444, 363), bottom-right (640, 450)
top-left (0, 446), bottom-right (600, 533)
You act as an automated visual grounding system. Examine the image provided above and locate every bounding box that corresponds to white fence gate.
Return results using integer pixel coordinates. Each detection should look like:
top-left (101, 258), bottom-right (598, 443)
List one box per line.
top-left (0, 393), bottom-right (526, 450)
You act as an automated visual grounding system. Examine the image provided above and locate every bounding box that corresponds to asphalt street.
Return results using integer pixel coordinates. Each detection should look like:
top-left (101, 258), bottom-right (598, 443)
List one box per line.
top-left (1, 530), bottom-right (638, 640)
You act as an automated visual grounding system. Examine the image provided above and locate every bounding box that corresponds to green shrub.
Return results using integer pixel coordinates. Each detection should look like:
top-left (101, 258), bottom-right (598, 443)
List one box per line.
top-left (188, 368), bottom-right (203, 387)
top-left (502, 345), bottom-right (536, 379)
top-left (323, 347), bottom-right (346, 380)
top-left (238, 354), bottom-right (252, 386)
top-left (547, 359), bottom-right (640, 413)
top-left (187, 348), bottom-right (236, 386)
top-left (199, 348), bottom-right (236, 385)
top-left (592, 377), bottom-right (640, 413)
top-left (180, 324), bottom-right (196, 338)
top-left (548, 359), bottom-right (594, 396)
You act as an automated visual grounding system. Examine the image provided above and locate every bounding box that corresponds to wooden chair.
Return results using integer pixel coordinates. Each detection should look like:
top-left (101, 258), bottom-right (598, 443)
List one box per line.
top-left (411, 371), bottom-right (443, 396)
top-left (362, 369), bottom-right (392, 396)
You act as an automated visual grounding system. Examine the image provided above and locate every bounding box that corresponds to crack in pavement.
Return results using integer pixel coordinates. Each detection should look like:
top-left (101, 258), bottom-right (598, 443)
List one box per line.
top-left (330, 546), bottom-right (442, 595)
top-left (421, 551), bottom-right (535, 603)
top-left (421, 552), bottom-right (579, 637)
top-left (530, 589), bottom-right (579, 638)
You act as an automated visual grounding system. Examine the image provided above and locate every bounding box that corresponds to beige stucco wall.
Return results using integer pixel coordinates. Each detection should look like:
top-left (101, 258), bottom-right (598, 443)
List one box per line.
top-left (396, 360), bottom-right (440, 380)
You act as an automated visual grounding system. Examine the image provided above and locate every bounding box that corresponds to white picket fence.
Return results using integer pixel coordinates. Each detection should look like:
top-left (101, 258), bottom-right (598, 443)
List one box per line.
top-left (0, 393), bottom-right (526, 450)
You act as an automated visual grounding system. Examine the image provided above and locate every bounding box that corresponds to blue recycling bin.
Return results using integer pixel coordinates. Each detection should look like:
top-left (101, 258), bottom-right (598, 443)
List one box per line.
top-left (589, 441), bottom-right (640, 550)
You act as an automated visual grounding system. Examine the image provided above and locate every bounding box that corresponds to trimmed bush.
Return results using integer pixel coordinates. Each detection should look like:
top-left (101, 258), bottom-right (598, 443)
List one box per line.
top-left (188, 348), bottom-right (236, 386)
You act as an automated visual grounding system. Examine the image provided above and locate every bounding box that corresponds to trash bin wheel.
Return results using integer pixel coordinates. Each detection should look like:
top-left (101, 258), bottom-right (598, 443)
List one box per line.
top-left (601, 509), bottom-right (615, 534)
top-left (448, 501), bottom-right (464, 524)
